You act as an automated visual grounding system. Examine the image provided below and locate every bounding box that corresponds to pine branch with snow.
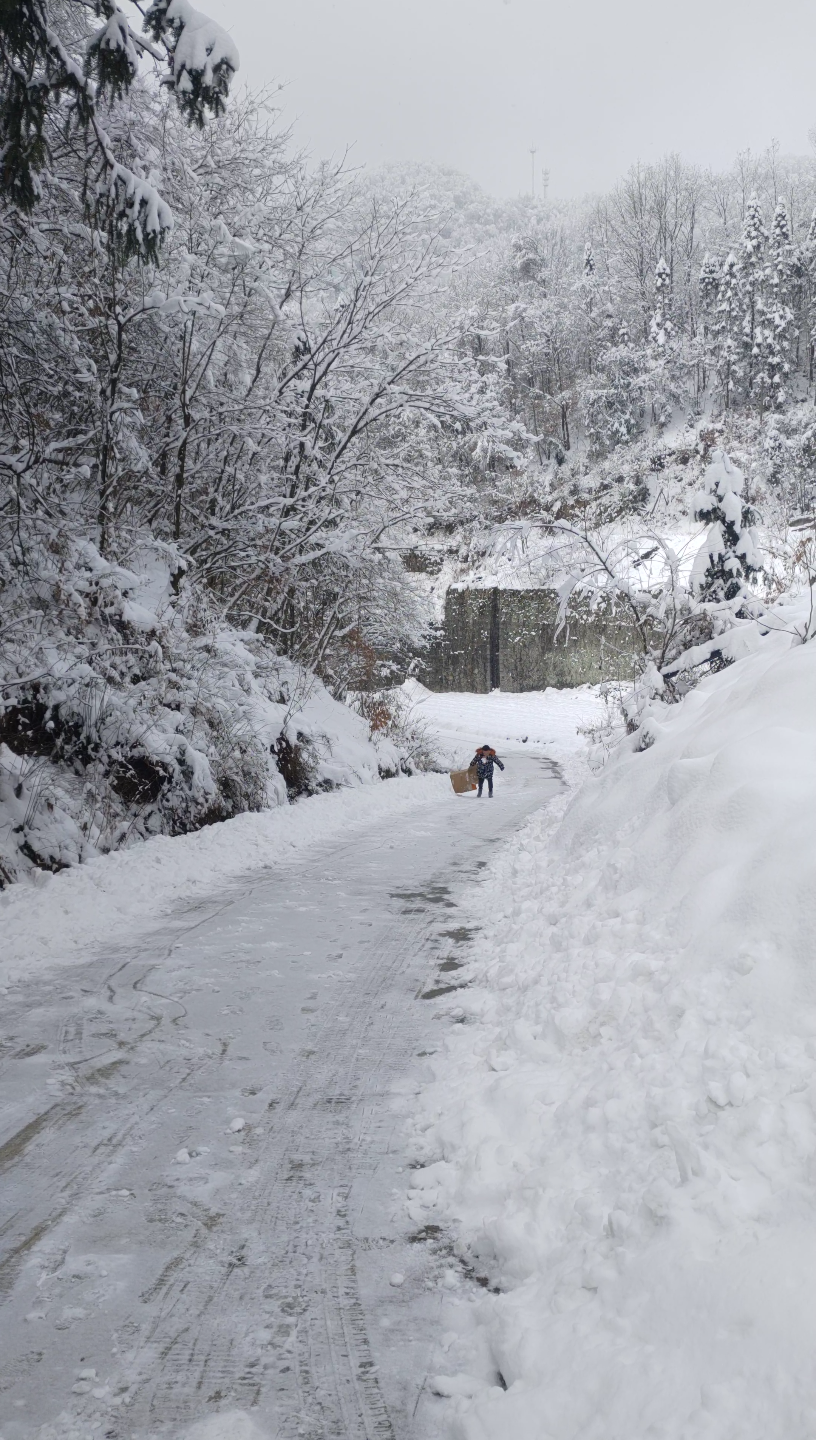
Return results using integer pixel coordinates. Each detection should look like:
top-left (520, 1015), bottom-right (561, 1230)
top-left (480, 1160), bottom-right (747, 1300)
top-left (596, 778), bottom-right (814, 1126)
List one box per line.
top-left (0, 0), bottom-right (238, 256)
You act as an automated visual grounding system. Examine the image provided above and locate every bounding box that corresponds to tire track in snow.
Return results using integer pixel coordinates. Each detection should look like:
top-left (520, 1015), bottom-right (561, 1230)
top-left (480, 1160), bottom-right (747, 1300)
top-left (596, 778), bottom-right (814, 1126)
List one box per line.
top-left (0, 759), bottom-right (562, 1438)
top-left (127, 911), bottom-right (432, 1438)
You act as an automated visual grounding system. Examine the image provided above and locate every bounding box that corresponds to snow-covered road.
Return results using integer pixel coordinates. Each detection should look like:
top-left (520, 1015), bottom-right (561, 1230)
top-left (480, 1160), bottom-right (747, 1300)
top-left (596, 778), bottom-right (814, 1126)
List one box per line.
top-left (0, 755), bottom-right (561, 1440)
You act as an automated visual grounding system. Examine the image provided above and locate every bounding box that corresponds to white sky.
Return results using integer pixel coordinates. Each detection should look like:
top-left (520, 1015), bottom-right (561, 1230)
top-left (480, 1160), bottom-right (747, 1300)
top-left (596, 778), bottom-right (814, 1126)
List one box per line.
top-left (203, 0), bottom-right (816, 198)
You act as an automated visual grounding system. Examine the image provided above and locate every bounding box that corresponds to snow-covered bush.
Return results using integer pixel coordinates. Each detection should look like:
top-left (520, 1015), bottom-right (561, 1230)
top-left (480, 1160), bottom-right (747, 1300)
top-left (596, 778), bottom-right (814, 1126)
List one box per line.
top-left (691, 449), bottom-right (761, 601)
top-left (349, 685), bottom-right (443, 776)
top-left (0, 538), bottom-right (396, 884)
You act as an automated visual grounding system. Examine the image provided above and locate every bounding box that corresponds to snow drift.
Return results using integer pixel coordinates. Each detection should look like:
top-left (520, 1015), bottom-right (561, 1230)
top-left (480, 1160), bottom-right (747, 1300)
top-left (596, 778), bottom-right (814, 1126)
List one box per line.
top-left (412, 630), bottom-right (816, 1439)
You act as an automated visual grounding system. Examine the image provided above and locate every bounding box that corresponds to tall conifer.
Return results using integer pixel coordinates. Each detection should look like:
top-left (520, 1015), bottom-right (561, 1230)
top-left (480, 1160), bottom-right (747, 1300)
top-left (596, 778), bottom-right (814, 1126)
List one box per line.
top-left (737, 195), bottom-right (769, 398)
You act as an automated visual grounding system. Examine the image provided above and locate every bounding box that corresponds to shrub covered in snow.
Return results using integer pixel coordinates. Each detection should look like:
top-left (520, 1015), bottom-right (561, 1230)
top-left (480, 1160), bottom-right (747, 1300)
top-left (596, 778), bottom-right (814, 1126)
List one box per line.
top-left (0, 537), bottom-right (403, 885)
top-left (691, 448), bottom-right (761, 601)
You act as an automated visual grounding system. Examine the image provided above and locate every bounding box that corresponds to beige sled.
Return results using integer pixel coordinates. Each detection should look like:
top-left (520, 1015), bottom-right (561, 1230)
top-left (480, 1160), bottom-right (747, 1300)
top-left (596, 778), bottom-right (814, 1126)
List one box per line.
top-left (450, 766), bottom-right (478, 795)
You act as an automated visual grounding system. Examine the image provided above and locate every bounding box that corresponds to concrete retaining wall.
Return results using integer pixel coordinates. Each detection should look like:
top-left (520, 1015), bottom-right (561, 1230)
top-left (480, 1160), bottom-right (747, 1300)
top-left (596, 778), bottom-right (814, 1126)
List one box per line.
top-left (418, 588), bottom-right (643, 692)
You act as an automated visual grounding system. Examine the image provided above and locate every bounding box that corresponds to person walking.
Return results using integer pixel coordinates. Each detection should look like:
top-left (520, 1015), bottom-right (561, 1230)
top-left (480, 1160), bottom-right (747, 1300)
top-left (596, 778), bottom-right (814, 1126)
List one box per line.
top-left (470, 744), bottom-right (505, 798)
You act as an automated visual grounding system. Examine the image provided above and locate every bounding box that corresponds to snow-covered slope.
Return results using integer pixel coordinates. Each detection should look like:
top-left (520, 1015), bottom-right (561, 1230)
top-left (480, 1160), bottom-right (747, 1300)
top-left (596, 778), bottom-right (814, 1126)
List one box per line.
top-left (412, 633), bottom-right (816, 1439)
top-left (0, 541), bottom-right (407, 886)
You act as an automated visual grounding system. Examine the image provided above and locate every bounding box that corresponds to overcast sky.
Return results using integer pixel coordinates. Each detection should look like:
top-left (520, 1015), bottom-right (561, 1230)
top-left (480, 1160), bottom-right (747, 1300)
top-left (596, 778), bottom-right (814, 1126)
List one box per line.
top-left (203, 0), bottom-right (816, 199)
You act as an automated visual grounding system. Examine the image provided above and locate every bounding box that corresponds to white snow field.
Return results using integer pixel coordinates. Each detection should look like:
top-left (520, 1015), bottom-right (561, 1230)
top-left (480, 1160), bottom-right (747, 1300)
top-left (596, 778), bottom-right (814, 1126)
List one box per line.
top-left (411, 635), bottom-right (816, 1440)
top-left (402, 679), bottom-right (606, 770)
top-left (0, 727), bottom-right (563, 1440)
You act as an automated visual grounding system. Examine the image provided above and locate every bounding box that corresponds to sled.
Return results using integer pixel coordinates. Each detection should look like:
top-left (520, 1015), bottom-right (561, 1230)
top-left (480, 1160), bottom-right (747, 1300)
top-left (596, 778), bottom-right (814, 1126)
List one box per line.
top-left (450, 766), bottom-right (478, 794)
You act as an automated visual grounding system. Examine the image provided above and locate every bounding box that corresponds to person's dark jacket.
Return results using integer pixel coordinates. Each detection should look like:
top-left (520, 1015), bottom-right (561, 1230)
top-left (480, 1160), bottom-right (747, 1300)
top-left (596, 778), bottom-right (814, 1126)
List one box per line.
top-left (471, 749), bottom-right (504, 781)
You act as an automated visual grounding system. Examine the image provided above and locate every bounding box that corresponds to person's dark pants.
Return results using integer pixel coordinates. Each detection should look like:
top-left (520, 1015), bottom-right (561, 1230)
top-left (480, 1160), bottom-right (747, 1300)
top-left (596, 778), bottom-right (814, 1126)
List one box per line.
top-left (477, 777), bottom-right (493, 797)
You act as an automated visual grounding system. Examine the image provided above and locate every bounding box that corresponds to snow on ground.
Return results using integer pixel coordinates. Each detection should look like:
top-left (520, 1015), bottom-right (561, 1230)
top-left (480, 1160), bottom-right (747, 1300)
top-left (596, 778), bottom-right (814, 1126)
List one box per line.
top-left (0, 683), bottom-right (605, 989)
top-left (410, 634), bottom-right (816, 1440)
top-left (0, 753), bottom-right (561, 1440)
top-left (0, 772), bottom-right (449, 988)
top-left (402, 680), bottom-right (607, 769)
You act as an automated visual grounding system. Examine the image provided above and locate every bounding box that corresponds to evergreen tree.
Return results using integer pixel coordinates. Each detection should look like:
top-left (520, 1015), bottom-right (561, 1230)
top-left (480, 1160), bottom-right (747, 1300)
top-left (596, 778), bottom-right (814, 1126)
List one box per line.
top-left (737, 194), bottom-right (769, 399)
top-left (763, 200), bottom-right (795, 408)
top-left (580, 313), bottom-right (645, 454)
top-left (801, 207), bottom-right (816, 385)
top-left (648, 256), bottom-right (675, 425)
top-left (698, 253), bottom-right (721, 313)
top-left (692, 450), bottom-right (761, 602)
top-left (712, 254), bottom-right (741, 411)
top-left (760, 305), bottom-right (792, 412)
top-left (698, 253), bottom-right (721, 398)
top-left (581, 241), bottom-right (598, 374)
top-left (649, 256), bottom-right (673, 350)
top-left (0, 0), bottom-right (238, 256)
top-left (770, 200), bottom-right (795, 292)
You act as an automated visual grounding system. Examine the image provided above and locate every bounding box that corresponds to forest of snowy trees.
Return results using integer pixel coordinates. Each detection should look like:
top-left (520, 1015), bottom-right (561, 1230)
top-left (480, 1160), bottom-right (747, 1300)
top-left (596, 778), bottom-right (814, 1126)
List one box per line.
top-left (470, 147), bottom-right (816, 462)
top-left (2, 0), bottom-right (815, 881)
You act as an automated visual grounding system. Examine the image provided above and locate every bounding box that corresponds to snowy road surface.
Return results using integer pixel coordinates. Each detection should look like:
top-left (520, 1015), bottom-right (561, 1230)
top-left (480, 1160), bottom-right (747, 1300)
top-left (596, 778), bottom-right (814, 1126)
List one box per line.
top-left (0, 755), bottom-right (561, 1440)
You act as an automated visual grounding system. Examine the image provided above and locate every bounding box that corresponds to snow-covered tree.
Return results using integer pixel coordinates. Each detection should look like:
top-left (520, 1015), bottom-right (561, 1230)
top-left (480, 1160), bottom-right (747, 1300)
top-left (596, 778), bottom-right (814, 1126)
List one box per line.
top-left (581, 314), bottom-right (645, 455)
top-left (770, 200), bottom-right (795, 294)
top-left (579, 240), bottom-right (599, 376)
top-left (698, 252), bottom-right (720, 394)
top-left (691, 449), bottom-right (761, 601)
top-left (650, 256), bottom-right (673, 350)
top-left (698, 253), bottom-right (720, 312)
top-left (0, 0), bottom-right (239, 255)
top-left (712, 253), bottom-right (742, 410)
top-left (647, 255), bottom-right (677, 426)
top-left (738, 195), bottom-right (769, 399)
top-left (754, 199), bottom-right (796, 410)
top-left (802, 206), bottom-right (816, 383)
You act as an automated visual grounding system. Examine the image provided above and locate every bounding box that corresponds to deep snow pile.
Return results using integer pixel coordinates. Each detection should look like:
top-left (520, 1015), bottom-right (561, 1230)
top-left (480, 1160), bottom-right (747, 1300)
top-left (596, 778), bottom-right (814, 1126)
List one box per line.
top-left (411, 631), bottom-right (816, 1439)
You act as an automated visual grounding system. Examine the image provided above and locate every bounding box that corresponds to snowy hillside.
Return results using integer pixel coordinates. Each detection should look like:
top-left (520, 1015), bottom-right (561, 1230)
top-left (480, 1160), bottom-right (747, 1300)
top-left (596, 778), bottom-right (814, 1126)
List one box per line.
top-left (0, 539), bottom-right (411, 887)
top-left (411, 629), bottom-right (816, 1439)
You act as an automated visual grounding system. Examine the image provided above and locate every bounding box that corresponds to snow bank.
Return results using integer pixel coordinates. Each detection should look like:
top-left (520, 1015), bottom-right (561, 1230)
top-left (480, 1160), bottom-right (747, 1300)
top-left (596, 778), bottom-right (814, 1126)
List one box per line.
top-left (0, 771), bottom-right (449, 988)
top-left (412, 633), bottom-right (816, 1439)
